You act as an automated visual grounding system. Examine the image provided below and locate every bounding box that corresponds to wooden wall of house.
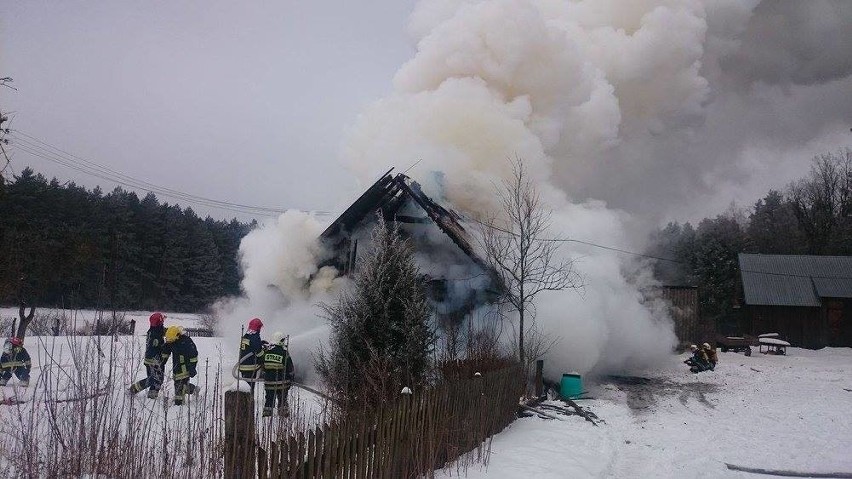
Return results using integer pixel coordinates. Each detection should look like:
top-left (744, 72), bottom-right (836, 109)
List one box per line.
top-left (660, 286), bottom-right (713, 345)
top-left (748, 305), bottom-right (824, 348)
top-left (824, 298), bottom-right (851, 347)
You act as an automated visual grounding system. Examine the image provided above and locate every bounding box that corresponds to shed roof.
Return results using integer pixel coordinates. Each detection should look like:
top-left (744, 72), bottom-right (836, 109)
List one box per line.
top-left (739, 254), bottom-right (852, 307)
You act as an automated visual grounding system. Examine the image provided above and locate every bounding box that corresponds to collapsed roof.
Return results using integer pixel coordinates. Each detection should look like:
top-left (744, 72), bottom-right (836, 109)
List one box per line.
top-left (320, 169), bottom-right (489, 271)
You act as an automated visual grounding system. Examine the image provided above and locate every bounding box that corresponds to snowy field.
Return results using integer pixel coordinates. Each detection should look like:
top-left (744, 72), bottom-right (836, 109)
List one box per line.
top-left (441, 348), bottom-right (852, 479)
top-left (3, 314), bottom-right (850, 478)
top-left (0, 307), bottom-right (206, 333)
top-left (0, 333), bottom-right (327, 416)
top-left (0, 329), bottom-right (328, 476)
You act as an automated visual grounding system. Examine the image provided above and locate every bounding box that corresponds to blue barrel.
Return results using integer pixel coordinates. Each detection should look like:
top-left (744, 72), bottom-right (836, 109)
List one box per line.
top-left (560, 373), bottom-right (583, 399)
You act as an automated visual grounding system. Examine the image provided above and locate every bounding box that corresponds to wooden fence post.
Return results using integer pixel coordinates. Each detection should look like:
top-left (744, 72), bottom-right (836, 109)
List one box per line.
top-left (534, 360), bottom-right (544, 398)
top-left (225, 390), bottom-right (255, 479)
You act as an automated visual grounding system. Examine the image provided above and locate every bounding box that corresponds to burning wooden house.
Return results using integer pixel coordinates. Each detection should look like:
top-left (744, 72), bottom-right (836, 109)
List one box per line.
top-left (319, 169), bottom-right (501, 322)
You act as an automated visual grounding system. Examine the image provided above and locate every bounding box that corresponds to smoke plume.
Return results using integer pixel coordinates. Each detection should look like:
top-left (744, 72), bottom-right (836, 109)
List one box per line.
top-left (228, 0), bottom-right (852, 377)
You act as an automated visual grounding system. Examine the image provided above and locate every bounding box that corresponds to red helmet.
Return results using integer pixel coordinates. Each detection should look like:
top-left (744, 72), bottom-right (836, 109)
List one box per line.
top-left (149, 312), bottom-right (165, 327)
top-left (248, 318), bottom-right (263, 332)
top-left (9, 337), bottom-right (23, 347)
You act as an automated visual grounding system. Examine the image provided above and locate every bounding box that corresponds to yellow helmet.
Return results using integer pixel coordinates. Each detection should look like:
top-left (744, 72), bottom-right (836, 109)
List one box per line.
top-left (164, 326), bottom-right (183, 343)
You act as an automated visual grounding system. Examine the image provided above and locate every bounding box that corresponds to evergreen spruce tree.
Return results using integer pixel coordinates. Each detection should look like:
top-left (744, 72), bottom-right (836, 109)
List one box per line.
top-left (0, 168), bottom-right (250, 311)
top-left (317, 217), bottom-right (434, 409)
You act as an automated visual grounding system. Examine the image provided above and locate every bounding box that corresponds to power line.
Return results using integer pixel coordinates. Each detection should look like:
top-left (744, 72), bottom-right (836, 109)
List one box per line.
top-left (8, 129), bottom-right (333, 218)
top-left (11, 139), bottom-right (279, 217)
top-left (467, 216), bottom-right (683, 263)
top-left (10, 131), bottom-right (313, 215)
top-left (468, 216), bottom-right (852, 280)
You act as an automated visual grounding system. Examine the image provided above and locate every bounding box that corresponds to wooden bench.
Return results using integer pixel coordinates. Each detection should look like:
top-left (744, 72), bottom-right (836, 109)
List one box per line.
top-left (758, 337), bottom-right (790, 355)
top-left (716, 335), bottom-right (756, 356)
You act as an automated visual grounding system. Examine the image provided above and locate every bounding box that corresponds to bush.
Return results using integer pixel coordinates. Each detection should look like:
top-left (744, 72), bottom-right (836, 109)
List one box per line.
top-left (83, 312), bottom-right (134, 336)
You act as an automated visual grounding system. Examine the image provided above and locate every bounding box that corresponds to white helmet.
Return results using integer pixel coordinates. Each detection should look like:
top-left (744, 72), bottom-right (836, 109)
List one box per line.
top-left (272, 331), bottom-right (284, 343)
top-left (702, 342), bottom-right (712, 349)
top-left (689, 344), bottom-right (698, 351)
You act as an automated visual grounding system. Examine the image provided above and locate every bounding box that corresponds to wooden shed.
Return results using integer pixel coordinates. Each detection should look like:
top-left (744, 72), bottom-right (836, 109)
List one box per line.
top-left (738, 254), bottom-right (852, 348)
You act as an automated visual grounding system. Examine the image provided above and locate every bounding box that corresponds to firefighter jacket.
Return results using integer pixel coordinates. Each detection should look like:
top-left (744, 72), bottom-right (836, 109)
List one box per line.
top-left (691, 349), bottom-right (711, 369)
top-left (164, 335), bottom-right (198, 380)
top-left (1, 346), bottom-right (31, 371)
top-left (143, 325), bottom-right (166, 366)
top-left (705, 347), bottom-right (718, 364)
top-left (262, 343), bottom-right (294, 389)
top-left (239, 332), bottom-right (264, 372)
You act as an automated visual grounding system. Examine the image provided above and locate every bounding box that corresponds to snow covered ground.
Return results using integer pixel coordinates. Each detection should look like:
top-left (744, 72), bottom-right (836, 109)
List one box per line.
top-left (0, 331), bottom-right (328, 476)
top-left (3, 321), bottom-right (850, 478)
top-left (440, 348), bottom-right (852, 479)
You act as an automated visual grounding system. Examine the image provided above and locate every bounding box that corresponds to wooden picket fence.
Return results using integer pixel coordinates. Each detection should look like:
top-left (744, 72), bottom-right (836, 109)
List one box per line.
top-left (226, 365), bottom-right (522, 479)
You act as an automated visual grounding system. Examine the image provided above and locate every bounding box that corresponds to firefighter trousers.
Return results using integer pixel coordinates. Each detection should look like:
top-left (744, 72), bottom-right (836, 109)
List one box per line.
top-left (263, 385), bottom-right (289, 416)
top-left (173, 378), bottom-right (197, 405)
top-left (130, 363), bottom-right (164, 394)
top-left (0, 366), bottom-right (30, 383)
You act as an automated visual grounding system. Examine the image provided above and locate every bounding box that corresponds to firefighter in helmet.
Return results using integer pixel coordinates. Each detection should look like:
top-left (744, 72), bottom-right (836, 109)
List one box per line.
top-left (238, 318), bottom-right (264, 392)
top-left (261, 331), bottom-right (295, 417)
top-left (0, 337), bottom-right (31, 387)
top-left (163, 326), bottom-right (198, 406)
top-left (129, 312), bottom-right (167, 398)
top-left (684, 344), bottom-right (711, 373)
top-left (702, 342), bottom-right (718, 370)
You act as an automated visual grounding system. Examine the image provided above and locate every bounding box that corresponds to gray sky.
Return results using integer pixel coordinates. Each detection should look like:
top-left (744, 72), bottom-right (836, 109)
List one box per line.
top-left (1, 1), bottom-right (416, 219)
top-left (2, 1), bottom-right (851, 224)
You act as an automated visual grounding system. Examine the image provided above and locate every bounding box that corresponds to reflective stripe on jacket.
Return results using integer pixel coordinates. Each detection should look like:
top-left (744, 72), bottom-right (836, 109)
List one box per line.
top-left (262, 344), bottom-right (294, 389)
top-left (168, 335), bottom-right (198, 379)
top-left (143, 326), bottom-right (166, 365)
top-left (1, 347), bottom-right (31, 369)
top-left (238, 332), bottom-right (263, 371)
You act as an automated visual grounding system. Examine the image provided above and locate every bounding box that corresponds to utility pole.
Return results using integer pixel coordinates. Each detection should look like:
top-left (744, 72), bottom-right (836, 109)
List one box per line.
top-left (1, 76), bottom-right (16, 187)
top-left (0, 110), bottom-right (10, 187)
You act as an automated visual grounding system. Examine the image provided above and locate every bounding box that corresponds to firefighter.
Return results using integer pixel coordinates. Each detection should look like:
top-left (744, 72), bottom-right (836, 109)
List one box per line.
top-left (129, 312), bottom-right (167, 398)
top-left (684, 344), bottom-right (711, 373)
top-left (238, 318), bottom-right (265, 392)
top-left (261, 331), bottom-right (295, 417)
top-left (163, 326), bottom-right (198, 406)
top-left (702, 342), bottom-right (718, 370)
top-left (0, 337), bottom-right (31, 387)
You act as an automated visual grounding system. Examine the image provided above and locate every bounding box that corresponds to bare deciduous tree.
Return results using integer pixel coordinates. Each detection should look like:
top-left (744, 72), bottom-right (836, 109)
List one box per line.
top-left (788, 148), bottom-right (852, 254)
top-left (478, 158), bottom-right (583, 368)
top-left (15, 275), bottom-right (36, 341)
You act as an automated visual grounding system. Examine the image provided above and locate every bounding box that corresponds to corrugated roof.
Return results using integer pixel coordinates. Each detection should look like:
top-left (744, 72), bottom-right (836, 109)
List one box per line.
top-left (739, 254), bottom-right (852, 306)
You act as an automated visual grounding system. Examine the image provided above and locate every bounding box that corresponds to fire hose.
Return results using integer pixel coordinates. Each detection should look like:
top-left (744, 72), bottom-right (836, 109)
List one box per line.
top-left (231, 353), bottom-right (336, 403)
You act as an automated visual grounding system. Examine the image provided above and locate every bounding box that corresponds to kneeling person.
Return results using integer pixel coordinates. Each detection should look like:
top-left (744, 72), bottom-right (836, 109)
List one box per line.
top-left (702, 342), bottom-right (718, 370)
top-left (0, 337), bottom-right (31, 387)
top-left (262, 332), bottom-right (295, 417)
top-left (684, 344), bottom-right (711, 373)
top-left (163, 326), bottom-right (198, 406)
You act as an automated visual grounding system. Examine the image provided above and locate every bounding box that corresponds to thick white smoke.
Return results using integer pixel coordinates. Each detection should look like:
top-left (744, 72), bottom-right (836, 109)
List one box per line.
top-left (229, 0), bottom-right (852, 377)
top-left (215, 211), bottom-right (343, 384)
top-left (342, 0), bottom-right (711, 375)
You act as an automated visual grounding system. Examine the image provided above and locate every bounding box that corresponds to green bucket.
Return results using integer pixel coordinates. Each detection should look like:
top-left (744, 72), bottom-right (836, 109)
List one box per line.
top-left (560, 373), bottom-right (583, 399)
